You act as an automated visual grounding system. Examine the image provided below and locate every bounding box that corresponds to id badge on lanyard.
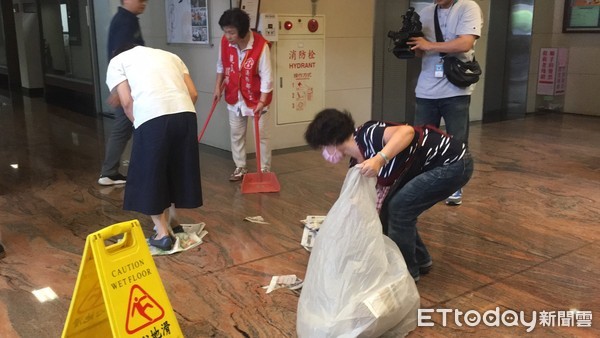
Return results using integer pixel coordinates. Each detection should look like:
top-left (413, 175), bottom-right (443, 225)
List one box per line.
top-left (434, 58), bottom-right (444, 78)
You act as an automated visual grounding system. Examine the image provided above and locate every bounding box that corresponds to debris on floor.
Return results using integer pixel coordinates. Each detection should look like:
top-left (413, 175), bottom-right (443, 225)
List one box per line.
top-left (262, 274), bottom-right (304, 294)
top-left (300, 215), bottom-right (326, 252)
top-left (148, 223), bottom-right (208, 256)
top-left (244, 216), bottom-right (270, 224)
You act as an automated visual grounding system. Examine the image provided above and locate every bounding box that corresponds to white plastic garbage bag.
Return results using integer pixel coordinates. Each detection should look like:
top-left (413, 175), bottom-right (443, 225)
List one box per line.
top-left (297, 167), bottom-right (420, 338)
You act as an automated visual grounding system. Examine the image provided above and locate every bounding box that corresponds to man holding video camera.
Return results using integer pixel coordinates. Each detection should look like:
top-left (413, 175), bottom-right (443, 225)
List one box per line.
top-left (407, 0), bottom-right (482, 206)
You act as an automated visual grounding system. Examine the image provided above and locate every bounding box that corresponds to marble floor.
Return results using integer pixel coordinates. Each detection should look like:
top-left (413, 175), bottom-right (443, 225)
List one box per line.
top-left (0, 92), bottom-right (598, 337)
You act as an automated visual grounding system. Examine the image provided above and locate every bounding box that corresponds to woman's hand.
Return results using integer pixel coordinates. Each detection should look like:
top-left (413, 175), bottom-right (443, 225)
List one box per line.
top-left (357, 155), bottom-right (386, 177)
top-left (212, 85), bottom-right (222, 103)
top-left (213, 74), bottom-right (225, 103)
top-left (253, 101), bottom-right (266, 115)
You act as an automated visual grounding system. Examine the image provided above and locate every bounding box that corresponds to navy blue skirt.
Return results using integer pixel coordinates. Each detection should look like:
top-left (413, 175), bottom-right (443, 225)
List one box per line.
top-left (124, 112), bottom-right (203, 215)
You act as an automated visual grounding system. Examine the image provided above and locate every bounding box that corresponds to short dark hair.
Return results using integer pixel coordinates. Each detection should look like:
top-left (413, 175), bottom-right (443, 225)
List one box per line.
top-left (304, 109), bottom-right (356, 149)
top-left (218, 8), bottom-right (250, 39)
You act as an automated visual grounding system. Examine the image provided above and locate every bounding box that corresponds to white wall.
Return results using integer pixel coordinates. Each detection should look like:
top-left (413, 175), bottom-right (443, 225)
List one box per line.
top-left (551, 0), bottom-right (600, 117)
top-left (529, 0), bottom-right (600, 116)
top-left (261, 0), bottom-right (375, 149)
top-left (99, 0), bottom-right (376, 152)
top-left (94, 0), bottom-right (600, 155)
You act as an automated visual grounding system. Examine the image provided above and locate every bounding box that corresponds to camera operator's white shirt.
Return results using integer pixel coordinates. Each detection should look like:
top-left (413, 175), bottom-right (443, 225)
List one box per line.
top-left (415, 0), bottom-right (483, 99)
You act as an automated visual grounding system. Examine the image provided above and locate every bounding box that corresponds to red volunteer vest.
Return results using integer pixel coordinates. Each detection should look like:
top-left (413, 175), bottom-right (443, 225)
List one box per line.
top-left (221, 32), bottom-right (272, 108)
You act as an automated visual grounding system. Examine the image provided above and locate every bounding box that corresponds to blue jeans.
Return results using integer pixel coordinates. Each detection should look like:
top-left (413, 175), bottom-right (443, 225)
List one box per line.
top-left (385, 154), bottom-right (474, 279)
top-left (415, 96), bottom-right (471, 145)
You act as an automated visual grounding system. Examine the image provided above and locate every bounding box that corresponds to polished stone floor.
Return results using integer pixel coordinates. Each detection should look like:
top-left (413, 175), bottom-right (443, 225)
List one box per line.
top-left (0, 92), bottom-right (598, 337)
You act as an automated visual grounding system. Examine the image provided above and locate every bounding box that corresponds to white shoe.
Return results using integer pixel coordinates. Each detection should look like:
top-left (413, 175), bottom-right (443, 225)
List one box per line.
top-left (446, 189), bottom-right (463, 205)
top-left (229, 167), bottom-right (247, 181)
top-left (98, 174), bottom-right (127, 186)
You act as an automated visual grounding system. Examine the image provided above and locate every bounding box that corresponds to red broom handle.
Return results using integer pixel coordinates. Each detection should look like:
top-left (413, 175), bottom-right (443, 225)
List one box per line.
top-left (198, 82), bottom-right (226, 143)
top-left (254, 111), bottom-right (262, 178)
top-left (197, 96), bottom-right (219, 143)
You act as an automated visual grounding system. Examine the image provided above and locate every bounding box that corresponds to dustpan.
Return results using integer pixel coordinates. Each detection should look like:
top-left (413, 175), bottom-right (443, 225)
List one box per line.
top-left (241, 111), bottom-right (281, 193)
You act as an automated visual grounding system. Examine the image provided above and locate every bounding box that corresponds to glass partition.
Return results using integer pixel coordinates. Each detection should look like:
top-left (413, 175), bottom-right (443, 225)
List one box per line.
top-left (39, 0), bottom-right (92, 83)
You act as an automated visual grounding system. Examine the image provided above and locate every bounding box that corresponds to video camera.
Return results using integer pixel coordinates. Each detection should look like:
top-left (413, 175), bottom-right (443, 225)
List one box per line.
top-left (387, 7), bottom-right (424, 59)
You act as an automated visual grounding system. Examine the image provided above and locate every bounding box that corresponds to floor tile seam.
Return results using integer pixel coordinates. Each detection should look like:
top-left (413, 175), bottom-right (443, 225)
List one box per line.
top-left (201, 163), bottom-right (328, 177)
top-left (427, 241), bottom-right (598, 308)
top-left (436, 225), bottom-right (555, 261)
top-left (446, 215), bottom-right (598, 256)
top-left (267, 162), bottom-right (335, 176)
top-left (183, 247), bottom-right (307, 278)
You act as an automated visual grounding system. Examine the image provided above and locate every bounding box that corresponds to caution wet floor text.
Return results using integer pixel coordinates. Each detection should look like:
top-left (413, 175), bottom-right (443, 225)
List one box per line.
top-left (62, 220), bottom-right (183, 337)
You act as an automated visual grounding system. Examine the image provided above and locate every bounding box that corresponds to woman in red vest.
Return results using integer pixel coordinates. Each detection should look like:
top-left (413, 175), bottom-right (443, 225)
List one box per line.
top-left (213, 8), bottom-right (274, 181)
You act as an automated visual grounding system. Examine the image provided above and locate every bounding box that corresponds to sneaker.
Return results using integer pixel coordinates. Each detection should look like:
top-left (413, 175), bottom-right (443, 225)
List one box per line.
top-left (0, 242), bottom-right (5, 259)
top-left (229, 167), bottom-right (247, 181)
top-left (261, 167), bottom-right (271, 173)
top-left (98, 174), bottom-right (127, 186)
top-left (446, 189), bottom-right (463, 205)
top-left (148, 234), bottom-right (174, 251)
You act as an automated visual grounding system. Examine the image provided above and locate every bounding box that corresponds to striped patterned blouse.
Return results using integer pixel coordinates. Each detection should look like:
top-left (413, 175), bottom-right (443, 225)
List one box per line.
top-left (351, 121), bottom-right (467, 187)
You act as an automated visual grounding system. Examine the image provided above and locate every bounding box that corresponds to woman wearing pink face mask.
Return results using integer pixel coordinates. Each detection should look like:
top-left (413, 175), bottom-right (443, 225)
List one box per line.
top-left (304, 108), bottom-right (473, 282)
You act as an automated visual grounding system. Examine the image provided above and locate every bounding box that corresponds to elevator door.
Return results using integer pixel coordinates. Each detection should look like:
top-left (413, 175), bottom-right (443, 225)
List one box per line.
top-left (483, 0), bottom-right (534, 122)
top-left (372, 0), bottom-right (411, 123)
top-left (39, 0), bottom-right (96, 115)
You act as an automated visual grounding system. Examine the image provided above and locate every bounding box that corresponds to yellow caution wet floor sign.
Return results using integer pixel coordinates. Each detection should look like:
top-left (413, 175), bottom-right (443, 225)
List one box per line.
top-left (62, 220), bottom-right (183, 338)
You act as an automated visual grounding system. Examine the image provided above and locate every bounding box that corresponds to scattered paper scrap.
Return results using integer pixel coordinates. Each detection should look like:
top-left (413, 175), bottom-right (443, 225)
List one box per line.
top-left (301, 215), bottom-right (326, 231)
top-left (300, 215), bottom-right (326, 251)
top-left (244, 216), bottom-right (270, 224)
top-left (148, 223), bottom-right (208, 256)
top-left (301, 227), bottom-right (316, 252)
top-left (263, 274), bottom-right (304, 294)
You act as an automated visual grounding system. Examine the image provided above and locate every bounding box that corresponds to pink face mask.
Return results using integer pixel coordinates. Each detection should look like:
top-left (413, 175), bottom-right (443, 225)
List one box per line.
top-left (322, 146), bottom-right (344, 164)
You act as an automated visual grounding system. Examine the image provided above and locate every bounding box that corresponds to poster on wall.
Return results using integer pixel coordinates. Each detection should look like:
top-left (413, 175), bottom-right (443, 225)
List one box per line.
top-left (563, 0), bottom-right (600, 32)
top-left (240, 0), bottom-right (260, 30)
top-left (166, 0), bottom-right (210, 44)
top-left (537, 48), bottom-right (569, 96)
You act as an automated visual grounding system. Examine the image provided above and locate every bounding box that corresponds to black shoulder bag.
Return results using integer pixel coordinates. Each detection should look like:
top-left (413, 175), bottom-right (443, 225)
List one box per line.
top-left (434, 5), bottom-right (481, 87)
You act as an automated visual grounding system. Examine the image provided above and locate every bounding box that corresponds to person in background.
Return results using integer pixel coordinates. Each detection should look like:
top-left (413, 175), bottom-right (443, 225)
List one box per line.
top-left (106, 44), bottom-right (202, 251)
top-left (304, 109), bottom-right (473, 282)
top-left (98, 0), bottom-right (147, 186)
top-left (407, 0), bottom-right (482, 205)
top-left (213, 8), bottom-right (274, 181)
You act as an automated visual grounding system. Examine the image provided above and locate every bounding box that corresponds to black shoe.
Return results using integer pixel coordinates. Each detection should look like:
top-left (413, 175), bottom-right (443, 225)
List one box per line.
top-left (172, 225), bottom-right (185, 234)
top-left (419, 261), bottom-right (433, 275)
top-left (148, 234), bottom-right (174, 251)
top-left (98, 174), bottom-right (127, 186)
top-left (0, 242), bottom-right (6, 259)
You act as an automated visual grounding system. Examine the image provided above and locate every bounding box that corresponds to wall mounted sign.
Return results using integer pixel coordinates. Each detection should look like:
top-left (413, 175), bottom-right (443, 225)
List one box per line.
top-left (563, 0), bottom-right (600, 33)
top-left (166, 0), bottom-right (211, 44)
